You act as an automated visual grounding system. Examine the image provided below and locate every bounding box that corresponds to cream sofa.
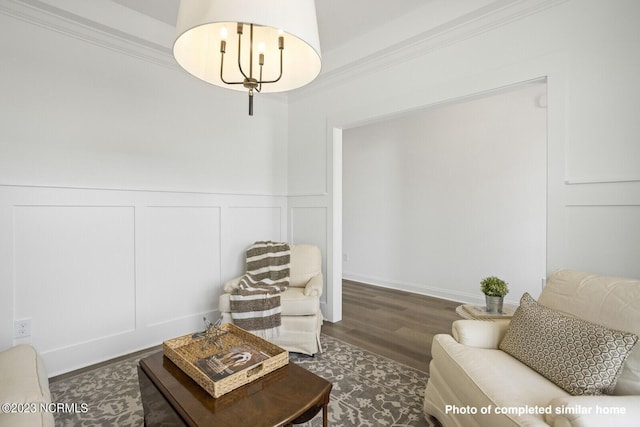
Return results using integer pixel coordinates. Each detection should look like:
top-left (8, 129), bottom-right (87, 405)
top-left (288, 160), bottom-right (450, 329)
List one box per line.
top-left (0, 344), bottom-right (54, 427)
top-left (424, 269), bottom-right (640, 427)
top-left (219, 244), bottom-right (324, 356)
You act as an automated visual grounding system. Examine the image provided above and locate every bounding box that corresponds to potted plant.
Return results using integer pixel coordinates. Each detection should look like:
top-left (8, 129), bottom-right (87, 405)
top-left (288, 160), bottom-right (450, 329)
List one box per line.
top-left (480, 276), bottom-right (509, 313)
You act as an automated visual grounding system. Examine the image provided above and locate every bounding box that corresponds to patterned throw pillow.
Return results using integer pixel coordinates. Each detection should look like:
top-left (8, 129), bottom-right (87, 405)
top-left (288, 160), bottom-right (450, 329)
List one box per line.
top-left (499, 293), bottom-right (638, 396)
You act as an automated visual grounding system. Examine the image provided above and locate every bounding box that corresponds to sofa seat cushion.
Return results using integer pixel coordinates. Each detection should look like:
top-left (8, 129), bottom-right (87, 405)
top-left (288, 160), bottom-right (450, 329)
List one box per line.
top-left (0, 345), bottom-right (54, 427)
top-left (500, 293), bottom-right (638, 396)
top-left (432, 334), bottom-right (569, 426)
top-left (220, 287), bottom-right (319, 316)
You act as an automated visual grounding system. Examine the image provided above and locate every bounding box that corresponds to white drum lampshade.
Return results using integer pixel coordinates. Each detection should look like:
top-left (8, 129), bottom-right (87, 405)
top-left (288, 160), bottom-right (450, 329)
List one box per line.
top-left (173, 0), bottom-right (322, 96)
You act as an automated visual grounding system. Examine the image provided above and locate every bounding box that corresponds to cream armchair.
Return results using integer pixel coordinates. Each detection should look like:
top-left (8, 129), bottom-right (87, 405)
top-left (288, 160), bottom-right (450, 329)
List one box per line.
top-left (218, 244), bottom-right (324, 356)
top-left (424, 269), bottom-right (640, 427)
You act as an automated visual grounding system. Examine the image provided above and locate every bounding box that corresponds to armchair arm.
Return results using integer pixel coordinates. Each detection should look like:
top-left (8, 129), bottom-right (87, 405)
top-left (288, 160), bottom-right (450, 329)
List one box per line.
top-left (223, 276), bottom-right (242, 293)
top-left (224, 273), bottom-right (323, 296)
top-left (451, 319), bottom-right (511, 349)
top-left (304, 273), bottom-right (324, 297)
top-left (546, 395), bottom-right (640, 427)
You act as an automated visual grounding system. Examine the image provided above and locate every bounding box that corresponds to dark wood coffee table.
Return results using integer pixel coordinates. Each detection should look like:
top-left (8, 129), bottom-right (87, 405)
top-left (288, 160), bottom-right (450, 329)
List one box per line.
top-left (138, 351), bottom-right (332, 427)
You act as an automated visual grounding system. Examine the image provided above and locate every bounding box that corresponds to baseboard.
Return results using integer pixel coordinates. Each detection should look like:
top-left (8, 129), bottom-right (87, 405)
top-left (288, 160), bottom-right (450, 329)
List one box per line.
top-left (343, 272), bottom-right (488, 305)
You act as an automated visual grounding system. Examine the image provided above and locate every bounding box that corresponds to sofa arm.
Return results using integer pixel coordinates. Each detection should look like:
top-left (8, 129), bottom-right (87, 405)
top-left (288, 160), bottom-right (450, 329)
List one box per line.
top-left (223, 276), bottom-right (242, 293)
top-left (546, 395), bottom-right (640, 427)
top-left (0, 345), bottom-right (55, 427)
top-left (304, 273), bottom-right (324, 297)
top-left (451, 319), bottom-right (511, 349)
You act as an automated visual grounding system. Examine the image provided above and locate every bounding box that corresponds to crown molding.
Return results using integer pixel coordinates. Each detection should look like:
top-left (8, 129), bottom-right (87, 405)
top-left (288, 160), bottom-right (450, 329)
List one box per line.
top-left (290, 0), bottom-right (568, 101)
top-left (0, 0), bottom-right (291, 103)
top-left (0, 0), bottom-right (177, 70)
top-left (0, 0), bottom-right (568, 101)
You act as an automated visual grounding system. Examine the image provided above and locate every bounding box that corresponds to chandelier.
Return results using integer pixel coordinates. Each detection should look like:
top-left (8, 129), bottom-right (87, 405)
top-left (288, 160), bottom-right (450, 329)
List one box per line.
top-left (173, 0), bottom-right (322, 116)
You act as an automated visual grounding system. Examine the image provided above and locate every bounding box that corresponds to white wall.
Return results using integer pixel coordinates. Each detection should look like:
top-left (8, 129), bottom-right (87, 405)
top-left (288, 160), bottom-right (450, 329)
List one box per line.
top-left (288, 0), bottom-right (640, 321)
top-left (0, 9), bottom-right (289, 374)
top-left (2, 0), bottom-right (640, 372)
top-left (342, 84), bottom-right (547, 305)
top-left (1, 186), bottom-right (287, 376)
top-left (0, 11), bottom-right (288, 195)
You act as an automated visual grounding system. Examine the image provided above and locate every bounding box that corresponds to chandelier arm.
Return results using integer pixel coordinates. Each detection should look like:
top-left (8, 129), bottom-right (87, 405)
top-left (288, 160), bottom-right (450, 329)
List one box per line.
top-left (220, 52), bottom-right (246, 85)
top-left (249, 24), bottom-right (254, 80)
top-left (256, 63), bottom-right (263, 92)
top-left (256, 49), bottom-right (284, 84)
top-left (220, 51), bottom-right (231, 84)
top-left (236, 31), bottom-right (249, 80)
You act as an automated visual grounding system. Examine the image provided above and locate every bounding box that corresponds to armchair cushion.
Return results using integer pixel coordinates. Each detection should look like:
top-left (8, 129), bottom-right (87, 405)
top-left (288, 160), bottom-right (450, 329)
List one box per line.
top-left (278, 288), bottom-right (319, 315)
top-left (499, 293), bottom-right (638, 396)
top-left (219, 288), bottom-right (319, 317)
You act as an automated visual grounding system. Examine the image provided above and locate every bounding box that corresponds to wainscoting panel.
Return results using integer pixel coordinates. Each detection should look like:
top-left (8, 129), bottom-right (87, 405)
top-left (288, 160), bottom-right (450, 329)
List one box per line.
top-left (140, 207), bottom-right (221, 328)
top-left (290, 206), bottom-right (328, 305)
top-left (222, 207), bottom-right (284, 280)
top-left (13, 205), bottom-right (136, 352)
top-left (565, 205), bottom-right (640, 279)
top-left (1, 186), bottom-right (287, 375)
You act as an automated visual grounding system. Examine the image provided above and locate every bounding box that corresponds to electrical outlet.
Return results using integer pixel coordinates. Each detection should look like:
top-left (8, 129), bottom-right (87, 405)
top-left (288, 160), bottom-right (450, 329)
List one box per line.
top-left (14, 319), bottom-right (31, 338)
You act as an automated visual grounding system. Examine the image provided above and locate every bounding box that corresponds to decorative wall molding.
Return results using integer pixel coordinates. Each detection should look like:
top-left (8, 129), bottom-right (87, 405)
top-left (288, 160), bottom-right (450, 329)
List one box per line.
top-left (146, 310), bottom-right (218, 329)
top-left (12, 204), bottom-right (137, 356)
top-left (0, 0), bottom-right (177, 70)
top-left (287, 193), bottom-right (330, 198)
top-left (291, 0), bottom-right (568, 100)
top-left (1, 0), bottom-right (568, 103)
top-left (566, 204), bottom-right (640, 207)
top-left (0, 183), bottom-right (291, 199)
top-left (565, 178), bottom-right (640, 185)
top-left (1, 185), bottom-right (287, 375)
top-left (289, 206), bottom-right (329, 308)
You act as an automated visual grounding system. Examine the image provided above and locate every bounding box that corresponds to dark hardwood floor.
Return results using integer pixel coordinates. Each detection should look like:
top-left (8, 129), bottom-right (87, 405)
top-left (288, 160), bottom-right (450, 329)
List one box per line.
top-left (322, 280), bottom-right (461, 372)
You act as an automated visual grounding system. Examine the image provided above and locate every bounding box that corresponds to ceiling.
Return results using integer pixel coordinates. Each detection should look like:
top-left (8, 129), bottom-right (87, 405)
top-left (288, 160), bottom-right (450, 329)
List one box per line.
top-left (5, 0), bottom-right (530, 79)
top-left (110, 0), bottom-right (436, 54)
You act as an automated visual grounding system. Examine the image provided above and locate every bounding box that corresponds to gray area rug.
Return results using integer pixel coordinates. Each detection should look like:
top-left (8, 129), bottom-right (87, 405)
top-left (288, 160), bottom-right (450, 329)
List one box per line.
top-left (50, 334), bottom-right (437, 426)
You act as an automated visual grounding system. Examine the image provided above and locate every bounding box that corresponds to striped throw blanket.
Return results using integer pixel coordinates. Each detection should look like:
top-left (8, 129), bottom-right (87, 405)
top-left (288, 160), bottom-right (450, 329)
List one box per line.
top-left (230, 241), bottom-right (290, 339)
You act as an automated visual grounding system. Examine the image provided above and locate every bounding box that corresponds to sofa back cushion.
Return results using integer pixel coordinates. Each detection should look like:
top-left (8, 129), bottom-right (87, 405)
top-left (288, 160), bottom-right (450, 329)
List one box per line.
top-left (289, 244), bottom-right (322, 288)
top-left (538, 269), bottom-right (640, 395)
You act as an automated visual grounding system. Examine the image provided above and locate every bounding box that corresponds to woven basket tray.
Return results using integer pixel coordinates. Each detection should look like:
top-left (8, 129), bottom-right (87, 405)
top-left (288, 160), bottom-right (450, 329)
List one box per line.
top-left (163, 323), bottom-right (288, 398)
